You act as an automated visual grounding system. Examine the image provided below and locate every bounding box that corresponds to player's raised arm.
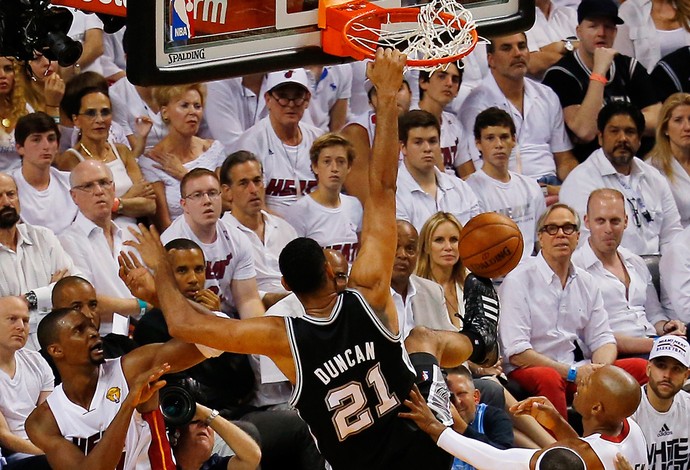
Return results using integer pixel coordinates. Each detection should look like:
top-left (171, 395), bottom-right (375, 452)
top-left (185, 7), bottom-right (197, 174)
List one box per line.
top-left (348, 48), bottom-right (406, 333)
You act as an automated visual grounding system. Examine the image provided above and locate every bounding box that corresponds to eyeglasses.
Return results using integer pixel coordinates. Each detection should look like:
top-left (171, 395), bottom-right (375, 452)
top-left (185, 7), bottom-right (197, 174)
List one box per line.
top-left (72, 178), bottom-right (114, 193)
top-left (626, 198), bottom-right (653, 228)
top-left (78, 108), bottom-right (112, 119)
top-left (183, 189), bottom-right (221, 201)
top-left (539, 223), bottom-right (578, 236)
top-left (270, 91), bottom-right (307, 107)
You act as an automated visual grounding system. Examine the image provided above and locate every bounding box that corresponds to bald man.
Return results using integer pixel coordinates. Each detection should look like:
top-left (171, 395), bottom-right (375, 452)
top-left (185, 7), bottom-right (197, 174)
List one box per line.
top-left (59, 160), bottom-right (143, 335)
top-left (401, 365), bottom-right (647, 470)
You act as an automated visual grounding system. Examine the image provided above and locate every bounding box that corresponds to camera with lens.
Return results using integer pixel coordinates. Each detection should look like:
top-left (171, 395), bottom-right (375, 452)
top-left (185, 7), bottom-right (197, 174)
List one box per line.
top-left (159, 374), bottom-right (203, 427)
top-left (0, 0), bottom-right (82, 66)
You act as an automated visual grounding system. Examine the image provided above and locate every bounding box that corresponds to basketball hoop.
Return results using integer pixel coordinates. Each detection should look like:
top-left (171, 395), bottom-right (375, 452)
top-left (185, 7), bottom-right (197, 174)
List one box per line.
top-left (321, 0), bottom-right (479, 72)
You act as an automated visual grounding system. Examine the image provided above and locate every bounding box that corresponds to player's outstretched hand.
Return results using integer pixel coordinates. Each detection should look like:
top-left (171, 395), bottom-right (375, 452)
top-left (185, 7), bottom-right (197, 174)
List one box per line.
top-left (366, 48), bottom-right (406, 100)
top-left (399, 385), bottom-right (447, 442)
top-left (126, 363), bottom-right (170, 409)
top-left (124, 224), bottom-right (167, 272)
top-left (510, 396), bottom-right (563, 431)
top-left (118, 251), bottom-right (157, 306)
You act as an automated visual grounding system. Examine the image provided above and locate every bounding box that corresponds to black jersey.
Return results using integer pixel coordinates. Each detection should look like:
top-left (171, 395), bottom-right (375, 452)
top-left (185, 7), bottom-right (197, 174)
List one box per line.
top-left (286, 289), bottom-right (452, 470)
top-left (543, 52), bottom-right (659, 162)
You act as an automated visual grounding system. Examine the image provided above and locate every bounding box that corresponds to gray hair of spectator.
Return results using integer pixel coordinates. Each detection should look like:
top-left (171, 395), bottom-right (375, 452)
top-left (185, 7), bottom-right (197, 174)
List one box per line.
top-left (649, 92), bottom-right (690, 182)
top-left (51, 276), bottom-right (92, 306)
top-left (536, 203), bottom-right (581, 233)
top-left (399, 110), bottom-right (440, 143)
top-left (585, 188), bottom-right (624, 215)
top-left (69, 160), bottom-right (114, 188)
top-left (535, 447), bottom-right (585, 470)
top-left (219, 151), bottom-right (263, 186)
top-left (473, 107), bottom-right (516, 140)
top-left (309, 133), bottom-right (355, 167)
top-left (14, 112), bottom-right (61, 146)
top-left (485, 31), bottom-right (528, 55)
top-left (179, 167), bottom-right (219, 198)
top-left (596, 101), bottom-right (645, 135)
top-left (37, 308), bottom-right (78, 352)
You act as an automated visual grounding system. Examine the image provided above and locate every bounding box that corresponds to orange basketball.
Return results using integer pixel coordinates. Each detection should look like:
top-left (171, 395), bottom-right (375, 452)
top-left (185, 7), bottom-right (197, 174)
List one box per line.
top-left (458, 212), bottom-right (524, 279)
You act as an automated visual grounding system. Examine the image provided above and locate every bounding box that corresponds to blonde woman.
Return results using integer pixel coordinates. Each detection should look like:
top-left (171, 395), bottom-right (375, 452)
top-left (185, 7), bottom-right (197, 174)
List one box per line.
top-left (138, 83), bottom-right (225, 231)
top-left (0, 56), bottom-right (30, 171)
top-left (648, 92), bottom-right (690, 226)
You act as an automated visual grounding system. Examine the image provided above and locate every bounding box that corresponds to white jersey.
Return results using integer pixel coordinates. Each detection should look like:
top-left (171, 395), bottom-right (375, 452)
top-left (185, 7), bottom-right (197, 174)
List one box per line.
top-left (284, 194), bottom-right (363, 264)
top-left (632, 385), bottom-right (690, 469)
top-left (161, 216), bottom-right (256, 316)
top-left (344, 109), bottom-right (376, 147)
top-left (581, 418), bottom-right (648, 470)
top-left (466, 170), bottom-right (546, 261)
top-left (46, 358), bottom-right (151, 470)
top-left (228, 117), bottom-right (323, 216)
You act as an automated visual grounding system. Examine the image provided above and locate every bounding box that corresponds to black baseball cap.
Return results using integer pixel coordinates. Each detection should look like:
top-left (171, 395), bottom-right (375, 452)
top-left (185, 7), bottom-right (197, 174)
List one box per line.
top-left (577, 0), bottom-right (624, 25)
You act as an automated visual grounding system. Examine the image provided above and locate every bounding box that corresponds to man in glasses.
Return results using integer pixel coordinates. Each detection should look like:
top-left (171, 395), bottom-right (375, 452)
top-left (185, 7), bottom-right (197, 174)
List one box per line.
top-left (560, 101), bottom-right (682, 256)
top-left (228, 69), bottom-right (324, 217)
top-left (499, 203), bottom-right (648, 419)
top-left (160, 168), bottom-right (264, 320)
top-left (59, 160), bottom-right (144, 337)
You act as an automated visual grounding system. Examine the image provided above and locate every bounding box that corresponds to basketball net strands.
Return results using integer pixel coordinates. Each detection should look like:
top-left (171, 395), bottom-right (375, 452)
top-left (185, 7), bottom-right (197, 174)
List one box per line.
top-left (320, 0), bottom-right (480, 72)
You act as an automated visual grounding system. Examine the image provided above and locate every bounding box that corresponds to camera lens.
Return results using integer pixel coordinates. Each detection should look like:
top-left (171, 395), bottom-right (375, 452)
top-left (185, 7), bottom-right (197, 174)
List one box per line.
top-left (44, 31), bottom-right (82, 67)
top-left (159, 384), bottom-right (196, 427)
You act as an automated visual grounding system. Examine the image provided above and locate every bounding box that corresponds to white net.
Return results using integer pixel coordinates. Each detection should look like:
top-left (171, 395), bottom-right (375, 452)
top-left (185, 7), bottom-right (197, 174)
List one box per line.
top-left (346, 0), bottom-right (478, 72)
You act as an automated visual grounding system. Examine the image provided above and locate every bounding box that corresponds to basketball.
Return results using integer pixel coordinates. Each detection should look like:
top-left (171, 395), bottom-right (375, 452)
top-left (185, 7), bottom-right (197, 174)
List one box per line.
top-left (458, 212), bottom-right (524, 279)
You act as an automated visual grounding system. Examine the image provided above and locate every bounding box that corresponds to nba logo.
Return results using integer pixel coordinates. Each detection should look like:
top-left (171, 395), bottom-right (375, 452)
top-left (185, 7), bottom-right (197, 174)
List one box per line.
top-left (171, 0), bottom-right (194, 41)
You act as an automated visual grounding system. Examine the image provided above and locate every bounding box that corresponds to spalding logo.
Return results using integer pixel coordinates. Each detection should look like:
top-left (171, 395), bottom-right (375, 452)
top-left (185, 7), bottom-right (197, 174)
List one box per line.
top-left (106, 387), bottom-right (121, 404)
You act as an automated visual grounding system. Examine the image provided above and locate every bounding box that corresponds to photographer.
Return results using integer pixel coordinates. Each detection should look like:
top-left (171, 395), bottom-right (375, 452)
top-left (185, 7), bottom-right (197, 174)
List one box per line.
top-left (171, 403), bottom-right (260, 470)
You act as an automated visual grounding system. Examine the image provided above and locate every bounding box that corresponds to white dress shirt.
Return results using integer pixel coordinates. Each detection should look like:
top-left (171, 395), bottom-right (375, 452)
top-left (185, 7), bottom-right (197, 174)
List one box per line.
top-left (498, 253), bottom-right (616, 374)
top-left (525, 4), bottom-right (578, 51)
top-left (659, 225), bottom-right (690, 323)
top-left (395, 163), bottom-right (480, 233)
top-left (572, 241), bottom-right (662, 337)
top-left (560, 149), bottom-right (683, 255)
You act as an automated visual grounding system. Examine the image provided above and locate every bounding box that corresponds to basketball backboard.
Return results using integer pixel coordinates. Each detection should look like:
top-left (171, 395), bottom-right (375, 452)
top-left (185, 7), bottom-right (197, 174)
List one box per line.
top-left (126, 0), bottom-right (535, 86)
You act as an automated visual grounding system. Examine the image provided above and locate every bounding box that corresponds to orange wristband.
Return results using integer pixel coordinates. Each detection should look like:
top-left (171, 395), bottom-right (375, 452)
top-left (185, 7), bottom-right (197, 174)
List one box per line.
top-left (112, 197), bottom-right (121, 214)
top-left (590, 73), bottom-right (608, 85)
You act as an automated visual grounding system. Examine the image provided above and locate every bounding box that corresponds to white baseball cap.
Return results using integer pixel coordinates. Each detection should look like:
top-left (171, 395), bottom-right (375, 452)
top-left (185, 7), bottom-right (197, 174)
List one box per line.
top-left (649, 336), bottom-right (690, 367)
top-left (265, 69), bottom-right (310, 93)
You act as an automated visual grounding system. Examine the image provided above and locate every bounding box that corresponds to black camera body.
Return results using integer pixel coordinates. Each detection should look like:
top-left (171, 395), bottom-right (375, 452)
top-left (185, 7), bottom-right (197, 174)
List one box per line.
top-left (0, 0), bottom-right (82, 66)
top-left (159, 375), bottom-right (203, 427)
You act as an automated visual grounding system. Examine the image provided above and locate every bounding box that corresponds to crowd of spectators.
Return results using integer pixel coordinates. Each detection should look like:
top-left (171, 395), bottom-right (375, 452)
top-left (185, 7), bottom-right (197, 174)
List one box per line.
top-left (1, 0), bottom-right (690, 468)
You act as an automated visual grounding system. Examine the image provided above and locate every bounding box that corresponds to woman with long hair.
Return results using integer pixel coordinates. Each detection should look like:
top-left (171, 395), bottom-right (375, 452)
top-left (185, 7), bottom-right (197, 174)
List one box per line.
top-left (138, 83), bottom-right (225, 231)
top-left (56, 84), bottom-right (155, 231)
top-left (647, 92), bottom-right (690, 226)
top-left (19, 53), bottom-right (64, 121)
top-left (0, 56), bottom-right (30, 171)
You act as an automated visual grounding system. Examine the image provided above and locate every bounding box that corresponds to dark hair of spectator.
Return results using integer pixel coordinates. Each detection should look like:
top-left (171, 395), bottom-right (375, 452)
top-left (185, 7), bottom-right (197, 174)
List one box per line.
top-left (486, 32), bottom-right (528, 54)
top-left (418, 62), bottom-right (463, 101)
top-left (596, 101), bottom-right (645, 135)
top-left (14, 112), bottom-right (60, 146)
top-left (309, 133), bottom-right (355, 167)
top-left (219, 151), bottom-right (262, 186)
top-left (445, 365), bottom-right (473, 381)
top-left (61, 72), bottom-right (109, 118)
top-left (399, 110), bottom-right (440, 143)
top-left (37, 308), bottom-right (78, 351)
top-left (51, 276), bottom-right (91, 306)
top-left (368, 80), bottom-right (410, 102)
top-left (536, 447), bottom-right (585, 470)
top-left (279, 237), bottom-right (327, 294)
top-left (473, 107), bottom-right (516, 140)
top-left (164, 238), bottom-right (204, 258)
top-left (179, 168), bottom-right (220, 198)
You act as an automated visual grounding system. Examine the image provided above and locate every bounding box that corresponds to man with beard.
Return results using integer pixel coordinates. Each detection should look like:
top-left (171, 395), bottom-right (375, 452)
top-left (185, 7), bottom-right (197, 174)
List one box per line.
top-left (25, 307), bottom-right (211, 470)
top-left (0, 173), bottom-right (77, 350)
top-left (632, 336), bottom-right (690, 470)
top-left (560, 101), bottom-right (682, 256)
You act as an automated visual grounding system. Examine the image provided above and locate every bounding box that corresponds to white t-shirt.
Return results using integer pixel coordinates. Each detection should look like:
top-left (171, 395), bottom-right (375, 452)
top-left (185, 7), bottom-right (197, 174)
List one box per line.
top-left (632, 385), bottom-right (690, 470)
top-left (303, 65), bottom-right (353, 132)
top-left (64, 7), bottom-right (104, 75)
top-left (161, 216), bottom-right (256, 316)
top-left (466, 169), bottom-right (545, 260)
top-left (109, 78), bottom-right (168, 150)
top-left (0, 349), bottom-right (54, 440)
top-left (205, 77), bottom-right (263, 151)
top-left (284, 194), bottom-right (363, 264)
top-left (228, 117), bottom-right (323, 217)
top-left (139, 140), bottom-right (225, 220)
top-left (46, 358), bottom-right (151, 470)
top-left (11, 166), bottom-right (78, 236)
